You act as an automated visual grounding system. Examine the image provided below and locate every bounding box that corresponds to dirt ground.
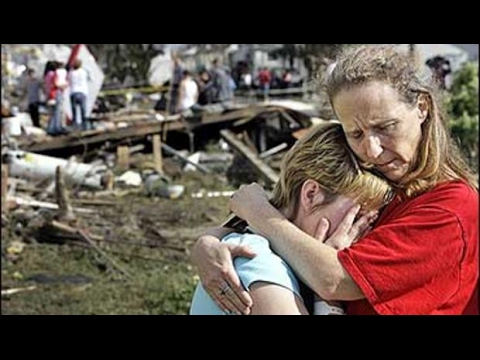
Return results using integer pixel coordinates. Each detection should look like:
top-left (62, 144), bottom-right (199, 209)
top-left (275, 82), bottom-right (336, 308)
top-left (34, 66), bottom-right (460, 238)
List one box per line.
top-left (1, 166), bottom-right (235, 315)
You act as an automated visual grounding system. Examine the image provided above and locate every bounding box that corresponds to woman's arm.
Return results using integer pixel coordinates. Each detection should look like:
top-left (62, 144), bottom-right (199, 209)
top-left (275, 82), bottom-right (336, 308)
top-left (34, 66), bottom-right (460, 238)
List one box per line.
top-left (229, 183), bottom-right (371, 301)
top-left (252, 212), bottom-right (362, 300)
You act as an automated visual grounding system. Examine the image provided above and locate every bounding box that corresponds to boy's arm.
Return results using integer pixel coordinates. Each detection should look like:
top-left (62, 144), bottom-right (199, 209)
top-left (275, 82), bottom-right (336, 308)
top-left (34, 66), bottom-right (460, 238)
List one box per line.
top-left (250, 282), bottom-right (308, 315)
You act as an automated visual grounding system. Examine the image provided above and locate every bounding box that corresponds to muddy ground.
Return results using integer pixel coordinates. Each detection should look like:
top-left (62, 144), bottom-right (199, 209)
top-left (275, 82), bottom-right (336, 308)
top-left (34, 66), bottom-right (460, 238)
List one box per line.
top-left (1, 157), bottom-right (239, 315)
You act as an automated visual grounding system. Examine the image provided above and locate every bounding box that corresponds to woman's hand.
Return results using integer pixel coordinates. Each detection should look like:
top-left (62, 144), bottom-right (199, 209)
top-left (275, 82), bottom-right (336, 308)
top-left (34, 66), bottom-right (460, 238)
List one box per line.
top-left (320, 205), bottom-right (378, 250)
top-left (191, 231), bottom-right (256, 315)
top-left (229, 183), bottom-right (271, 226)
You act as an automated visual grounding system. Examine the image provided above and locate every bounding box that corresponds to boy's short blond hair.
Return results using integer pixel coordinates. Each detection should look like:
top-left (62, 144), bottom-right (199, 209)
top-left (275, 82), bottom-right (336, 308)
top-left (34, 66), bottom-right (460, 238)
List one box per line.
top-left (271, 122), bottom-right (392, 215)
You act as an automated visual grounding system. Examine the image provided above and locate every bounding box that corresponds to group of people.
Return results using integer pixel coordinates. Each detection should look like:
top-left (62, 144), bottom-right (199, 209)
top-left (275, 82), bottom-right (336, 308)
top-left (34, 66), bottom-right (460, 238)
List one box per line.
top-left (158, 56), bottom-right (301, 115)
top-left (24, 58), bottom-right (90, 136)
top-left (235, 67), bottom-right (295, 101)
top-left (166, 57), bottom-right (236, 115)
top-left (189, 44), bottom-right (478, 315)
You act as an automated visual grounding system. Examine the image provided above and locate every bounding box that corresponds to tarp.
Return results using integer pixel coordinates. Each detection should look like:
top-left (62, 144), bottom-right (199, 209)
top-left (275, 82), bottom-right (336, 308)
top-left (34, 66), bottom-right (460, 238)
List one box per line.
top-left (148, 50), bottom-right (174, 87)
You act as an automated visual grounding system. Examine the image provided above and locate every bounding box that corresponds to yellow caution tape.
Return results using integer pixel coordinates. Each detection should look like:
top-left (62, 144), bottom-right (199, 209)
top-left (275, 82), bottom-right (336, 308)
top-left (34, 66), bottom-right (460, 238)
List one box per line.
top-left (99, 85), bottom-right (170, 96)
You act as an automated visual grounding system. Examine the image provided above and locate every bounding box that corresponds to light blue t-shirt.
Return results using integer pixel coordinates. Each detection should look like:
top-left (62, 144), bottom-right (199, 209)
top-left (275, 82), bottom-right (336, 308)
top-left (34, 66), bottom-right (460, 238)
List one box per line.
top-left (189, 232), bottom-right (302, 315)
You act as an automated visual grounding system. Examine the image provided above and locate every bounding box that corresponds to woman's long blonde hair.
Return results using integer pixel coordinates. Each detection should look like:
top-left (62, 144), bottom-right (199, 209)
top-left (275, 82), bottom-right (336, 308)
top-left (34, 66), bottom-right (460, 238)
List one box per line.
top-left (324, 44), bottom-right (478, 197)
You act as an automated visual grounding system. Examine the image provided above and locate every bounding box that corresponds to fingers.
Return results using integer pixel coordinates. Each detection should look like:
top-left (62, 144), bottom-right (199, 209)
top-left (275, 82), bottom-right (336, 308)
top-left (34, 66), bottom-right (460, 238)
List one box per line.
top-left (335, 204), bottom-right (361, 236)
top-left (191, 223), bottom-right (258, 315)
top-left (324, 205), bottom-right (361, 250)
top-left (313, 218), bottom-right (330, 242)
top-left (333, 205), bottom-right (377, 239)
top-left (211, 278), bottom-right (252, 315)
top-left (225, 244), bottom-right (255, 313)
top-left (354, 225), bottom-right (372, 244)
top-left (326, 206), bottom-right (378, 249)
top-left (223, 273), bottom-right (253, 315)
top-left (204, 276), bottom-right (243, 315)
top-left (228, 243), bottom-right (256, 259)
top-left (211, 282), bottom-right (244, 315)
top-left (211, 286), bottom-right (235, 314)
top-left (203, 245), bottom-right (254, 315)
top-left (351, 210), bottom-right (378, 240)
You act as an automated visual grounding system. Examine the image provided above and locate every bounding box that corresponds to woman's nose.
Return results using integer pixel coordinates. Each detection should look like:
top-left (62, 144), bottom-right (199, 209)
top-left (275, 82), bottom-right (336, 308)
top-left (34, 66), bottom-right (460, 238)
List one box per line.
top-left (364, 135), bottom-right (383, 159)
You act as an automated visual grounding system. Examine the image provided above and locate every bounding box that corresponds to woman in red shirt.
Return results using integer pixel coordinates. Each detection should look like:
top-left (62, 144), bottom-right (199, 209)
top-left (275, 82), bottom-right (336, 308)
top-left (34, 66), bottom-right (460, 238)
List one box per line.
top-left (191, 45), bottom-right (478, 315)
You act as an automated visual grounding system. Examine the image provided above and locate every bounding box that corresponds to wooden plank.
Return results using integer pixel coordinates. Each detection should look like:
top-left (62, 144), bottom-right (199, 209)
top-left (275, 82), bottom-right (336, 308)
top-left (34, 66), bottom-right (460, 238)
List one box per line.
top-left (8, 196), bottom-right (95, 214)
top-left (20, 121), bottom-right (182, 153)
top-left (241, 131), bottom-right (258, 154)
top-left (220, 129), bottom-right (279, 186)
top-left (117, 145), bottom-right (130, 170)
top-left (152, 134), bottom-right (163, 173)
top-left (278, 109), bottom-right (301, 127)
top-left (19, 104), bottom-right (276, 154)
top-left (160, 143), bottom-right (210, 174)
top-left (259, 142), bottom-right (288, 159)
top-left (55, 166), bottom-right (75, 221)
top-left (1, 165), bottom-right (8, 214)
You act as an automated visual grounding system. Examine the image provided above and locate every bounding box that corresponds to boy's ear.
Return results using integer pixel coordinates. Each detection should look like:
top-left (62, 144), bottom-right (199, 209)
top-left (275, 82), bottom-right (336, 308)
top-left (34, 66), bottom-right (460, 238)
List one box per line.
top-left (300, 179), bottom-right (324, 211)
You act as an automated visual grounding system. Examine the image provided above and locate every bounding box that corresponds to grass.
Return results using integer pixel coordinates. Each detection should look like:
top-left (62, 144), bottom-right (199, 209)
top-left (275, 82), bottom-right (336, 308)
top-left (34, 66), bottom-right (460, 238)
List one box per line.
top-left (1, 170), bottom-right (233, 315)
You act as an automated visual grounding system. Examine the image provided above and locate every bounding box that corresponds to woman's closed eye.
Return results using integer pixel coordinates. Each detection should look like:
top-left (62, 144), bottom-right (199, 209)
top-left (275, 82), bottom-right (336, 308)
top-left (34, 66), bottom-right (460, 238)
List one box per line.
top-left (348, 130), bottom-right (363, 140)
top-left (379, 122), bottom-right (396, 132)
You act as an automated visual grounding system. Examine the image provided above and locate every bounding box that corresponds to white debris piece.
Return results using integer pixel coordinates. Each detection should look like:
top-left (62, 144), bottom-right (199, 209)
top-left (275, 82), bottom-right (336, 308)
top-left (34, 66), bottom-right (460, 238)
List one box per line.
top-left (7, 150), bottom-right (107, 189)
top-left (184, 152), bottom-right (201, 172)
top-left (191, 190), bottom-right (235, 199)
top-left (116, 171), bottom-right (142, 187)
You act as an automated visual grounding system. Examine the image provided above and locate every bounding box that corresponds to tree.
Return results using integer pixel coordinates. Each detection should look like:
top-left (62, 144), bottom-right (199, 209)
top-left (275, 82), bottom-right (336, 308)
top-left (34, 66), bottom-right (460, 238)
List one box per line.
top-left (446, 61), bottom-right (479, 171)
top-left (269, 44), bottom-right (301, 69)
top-left (301, 44), bottom-right (348, 77)
top-left (86, 44), bottom-right (166, 87)
top-left (269, 44), bottom-right (349, 77)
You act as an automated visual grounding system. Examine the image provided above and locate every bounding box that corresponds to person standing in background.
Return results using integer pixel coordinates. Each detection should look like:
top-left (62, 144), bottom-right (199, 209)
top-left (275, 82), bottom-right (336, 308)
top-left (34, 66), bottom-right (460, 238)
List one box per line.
top-left (257, 67), bottom-right (272, 101)
top-left (210, 58), bottom-right (232, 105)
top-left (23, 68), bottom-right (44, 128)
top-left (168, 55), bottom-right (185, 115)
top-left (177, 70), bottom-right (199, 113)
top-left (68, 58), bottom-right (90, 131)
top-left (45, 61), bottom-right (68, 135)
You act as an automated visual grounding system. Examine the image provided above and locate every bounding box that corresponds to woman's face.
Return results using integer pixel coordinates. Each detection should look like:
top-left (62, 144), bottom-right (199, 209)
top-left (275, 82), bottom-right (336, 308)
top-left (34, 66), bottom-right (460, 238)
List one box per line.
top-left (332, 81), bottom-right (427, 182)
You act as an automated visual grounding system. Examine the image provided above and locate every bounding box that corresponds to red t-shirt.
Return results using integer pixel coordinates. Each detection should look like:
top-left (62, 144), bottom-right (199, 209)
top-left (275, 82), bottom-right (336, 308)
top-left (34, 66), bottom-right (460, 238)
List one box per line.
top-left (338, 180), bottom-right (478, 315)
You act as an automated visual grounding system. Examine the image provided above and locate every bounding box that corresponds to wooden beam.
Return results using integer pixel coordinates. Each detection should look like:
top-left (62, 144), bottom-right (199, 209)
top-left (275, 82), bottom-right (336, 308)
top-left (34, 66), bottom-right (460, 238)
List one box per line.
top-left (220, 129), bottom-right (279, 186)
top-left (19, 104), bottom-right (278, 154)
top-left (259, 142), bottom-right (288, 159)
top-left (1, 164), bottom-right (8, 214)
top-left (152, 134), bottom-right (163, 173)
top-left (55, 166), bottom-right (75, 221)
top-left (117, 146), bottom-right (130, 170)
top-left (160, 143), bottom-right (210, 174)
top-left (20, 121), bottom-right (181, 153)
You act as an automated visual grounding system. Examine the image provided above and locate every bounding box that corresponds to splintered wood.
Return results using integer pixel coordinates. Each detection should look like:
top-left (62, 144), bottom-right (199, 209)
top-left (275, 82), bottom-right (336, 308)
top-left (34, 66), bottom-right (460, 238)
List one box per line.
top-left (2, 165), bottom-right (8, 214)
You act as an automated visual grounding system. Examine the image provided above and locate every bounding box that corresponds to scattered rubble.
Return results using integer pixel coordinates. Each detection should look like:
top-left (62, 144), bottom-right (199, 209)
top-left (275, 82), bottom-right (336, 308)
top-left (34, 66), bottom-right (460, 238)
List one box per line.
top-left (2, 96), bottom-right (337, 313)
